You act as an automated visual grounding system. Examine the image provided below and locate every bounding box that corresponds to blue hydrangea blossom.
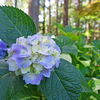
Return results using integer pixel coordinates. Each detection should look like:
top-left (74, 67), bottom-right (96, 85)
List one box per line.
top-left (7, 33), bottom-right (61, 85)
top-left (0, 39), bottom-right (7, 59)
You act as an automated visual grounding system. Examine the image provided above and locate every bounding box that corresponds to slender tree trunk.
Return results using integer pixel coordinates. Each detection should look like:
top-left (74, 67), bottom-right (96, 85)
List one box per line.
top-left (55, 0), bottom-right (58, 35)
top-left (76, 0), bottom-right (80, 28)
top-left (28, 0), bottom-right (39, 32)
top-left (48, 0), bottom-right (51, 33)
top-left (63, 0), bottom-right (68, 27)
top-left (86, 21), bottom-right (90, 43)
top-left (98, 23), bottom-right (100, 40)
top-left (92, 20), bottom-right (96, 40)
top-left (43, 0), bottom-right (45, 34)
top-left (15, 0), bottom-right (17, 7)
top-left (76, 0), bottom-right (80, 35)
top-left (89, 0), bottom-right (91, 4)
top-left (86, 0), bottom-right (91, 43)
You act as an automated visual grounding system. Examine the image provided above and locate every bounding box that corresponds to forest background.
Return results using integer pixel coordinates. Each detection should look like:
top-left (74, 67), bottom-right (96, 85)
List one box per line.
top-left (1, 0), bottom-right (100, 44)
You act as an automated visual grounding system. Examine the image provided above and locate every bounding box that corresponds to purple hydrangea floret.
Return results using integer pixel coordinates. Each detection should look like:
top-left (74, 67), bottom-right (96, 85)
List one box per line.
top-left (7, 33), bottom-right (61, 85)
top-left (0, 39), bottom-right (7, 59)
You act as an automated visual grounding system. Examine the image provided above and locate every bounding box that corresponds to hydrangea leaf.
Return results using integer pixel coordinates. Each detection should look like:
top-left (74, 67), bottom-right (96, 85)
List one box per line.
top-left (62, 43), bottom-right (78, 56)
top-left (54, 36), bottom-right (71, 51)
top-left (0, 6), bottom-right (36, 46)
top-left (11, 85), bottom-right (41, 100)
top-left (60, 53), bottom-right (72, 63)
top-left (0, 61), bottom-right (25, 100)
top-left (39, 59), bottom-right (82, 100)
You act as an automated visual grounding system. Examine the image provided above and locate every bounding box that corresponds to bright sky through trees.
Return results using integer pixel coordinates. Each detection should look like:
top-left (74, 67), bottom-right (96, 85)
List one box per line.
top-left (0, 0), bottom-right (5, 5)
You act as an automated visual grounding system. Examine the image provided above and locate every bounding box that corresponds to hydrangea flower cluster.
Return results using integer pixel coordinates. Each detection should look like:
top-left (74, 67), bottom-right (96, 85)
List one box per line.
top-left (7, 33), bottom-right (61, 85)
top-left (0, 39), bottom-right (7, 59)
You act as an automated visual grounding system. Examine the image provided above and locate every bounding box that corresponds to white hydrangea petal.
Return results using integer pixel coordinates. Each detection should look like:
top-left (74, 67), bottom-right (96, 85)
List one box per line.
top-left (15, 69), bottom-right (21, 76)
top-left (7, 58), bottom-right (18, 71)
top-left (31, 53), bottom-right (38, 62)
top-left (21, 66), bottom-right (30, 74)
top-left (42, 36), bottom-right (48, 42)
top-left (33, 63), bottom-right (44, 72)
top-left (32, 45), bottom-right (40, 53)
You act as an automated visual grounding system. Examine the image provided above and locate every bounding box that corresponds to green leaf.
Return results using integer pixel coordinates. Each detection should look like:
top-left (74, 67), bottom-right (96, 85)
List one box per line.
top-left (62, 43), bottom-right (78, 56)
top-left (0, 61), bottom-right (25, 100)
top-left (77, 64), bottom-right (88, 76)
top-left (11, 85), bottom-right (41, 100)
top-left (64, 33), bottom-right (79, 41)
top-left (65, 25), bottom-right (83, 34)
top-left (84, 45), bottom-right (94, 48)
top-left (60, 53), bottom-right (72, 63)
top-left (54, 36), bottom-right (71, 50)
top-left (79, 60), bottom-right (91, 67)
top-left (65, 25), bottom-right (72, 33)
top-left (55, 23), bottom-right (79, 41)
top-left (0, 6), bottom-right (36, 46)
top-left (71, 28), bottom-right (83, 33)
top-left (91, 92), bottom-right (100, 100)
top-left (39, 59), bottom-right (82, 100)
top-left (55, 23), bottom-right (66, 33)
top-left (88, 78), bottom-right (100, 91)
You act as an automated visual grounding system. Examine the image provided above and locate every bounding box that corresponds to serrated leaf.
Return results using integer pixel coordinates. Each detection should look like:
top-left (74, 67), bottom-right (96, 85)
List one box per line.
top-left (0, 61), bottom-right (25, 100)
top-left (11, 85), bottom-right (41, 100)
top-left (62, 43), bottom-right (78, 56)
top-left (39, 59), bottom-right (82, 100)
top-left (54, 36), bottom-right (71, 51)
top-left (0, 6), bottom-right (36, 46)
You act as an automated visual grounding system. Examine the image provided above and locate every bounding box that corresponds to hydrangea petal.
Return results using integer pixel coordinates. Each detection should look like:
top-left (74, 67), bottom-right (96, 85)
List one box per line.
top-left (0, 39), bottom-right (7, 51)
top-left (23, 73), bottom-right (42, 85)
top-left (41, 69), bottom-right (51, 78)
top-left (21, 66), bottom-right (30, 74)
top-left (0, 50), bottom-right (6, 59)
top-left (33, 63), bottom-right (44, 72)
top-left (7, 58), bottom-right (18, 71)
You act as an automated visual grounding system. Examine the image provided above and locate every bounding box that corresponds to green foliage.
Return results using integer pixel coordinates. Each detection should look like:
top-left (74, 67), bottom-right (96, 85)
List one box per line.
top-left (12, 85), bottom-right (41, 100)
top-left (62, 43), bottom-right (78, 56)
top-left (0, 6), bottom-right (36, 46)
top-left (0, 61), bottom-right (25, 100)
top-left (55, 24), bottom-right (100, 100)
top-left (55, 23), bottom-right (83, 41)
top-left (0, 5), bottom-right (100, 100)
top-left (39, 59), bottom-right (82, 100)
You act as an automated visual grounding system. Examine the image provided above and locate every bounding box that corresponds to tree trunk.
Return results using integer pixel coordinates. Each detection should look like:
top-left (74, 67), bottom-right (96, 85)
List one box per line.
top-left (92, 20), bottom-right (97, 40)
top-left (76, 0), bottom-right (80, 28)
top-left (98, 23), bottom-right (100, 40)
top-left (43, 0), bottom-right (45, 34)
top-left (63, 0), bottom-right (68, 27)
top-left (48, 0), bottom-right (51, 33)
top-left (86, 0), bottom-right (91, 43)
top-left (15, 0), bottom-right (17, 7)
top-left (89, 0), bottom-right (91, 4)
top-left (55, 0), bottom-right (58, 35)
top-left (28, 0), bottom-right (39, 32)
top-left (86, 21), bottom-right (90, 43)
